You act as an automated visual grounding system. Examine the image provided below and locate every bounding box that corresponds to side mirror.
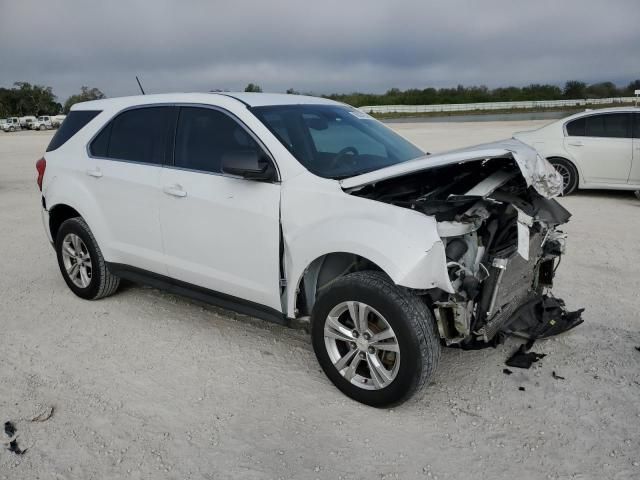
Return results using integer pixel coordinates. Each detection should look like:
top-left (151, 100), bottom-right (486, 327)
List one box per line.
top-left (221, 150), bottom-right (276, 182)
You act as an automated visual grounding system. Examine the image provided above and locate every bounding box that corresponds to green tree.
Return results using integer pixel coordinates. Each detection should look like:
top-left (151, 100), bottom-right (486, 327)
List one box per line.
top-left (63, 86), bottom-right (106, 113)
top-left (244, 83), bottom-right (262, 93)
top-left (563, 81), bottom-right (587, 99)
top-left (1, 82), bottom-right (61, 116)
top-left (585, 81), bottom-right (619, 98)
top-left (625, 79), bottom-right (640, 95)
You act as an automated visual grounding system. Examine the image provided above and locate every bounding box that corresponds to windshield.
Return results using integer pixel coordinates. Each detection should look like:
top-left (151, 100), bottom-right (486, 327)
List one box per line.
top-left (252, 104), bottom-right (424, 179)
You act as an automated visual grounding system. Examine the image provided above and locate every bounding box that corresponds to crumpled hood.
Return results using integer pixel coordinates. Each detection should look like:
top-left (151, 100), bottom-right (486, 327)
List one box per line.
top-left (340, 138), bottom-right (563, 198)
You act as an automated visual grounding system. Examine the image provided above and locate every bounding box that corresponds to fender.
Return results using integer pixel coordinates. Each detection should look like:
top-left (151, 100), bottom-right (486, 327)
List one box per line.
top-left (43, 168), bottom-right (113, 259)
top-left (281, 174), bottom-right (454, 317)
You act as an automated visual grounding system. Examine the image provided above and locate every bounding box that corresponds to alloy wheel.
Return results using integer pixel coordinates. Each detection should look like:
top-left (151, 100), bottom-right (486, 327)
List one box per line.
top-left (61, 233), bottom-right (93, 288)
top-left (323, 301), bottom-right (400, 390)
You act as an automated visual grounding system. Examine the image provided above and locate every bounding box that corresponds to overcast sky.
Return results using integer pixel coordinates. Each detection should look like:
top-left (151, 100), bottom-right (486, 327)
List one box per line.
top-left (1, 0), bottom-right (638, 102)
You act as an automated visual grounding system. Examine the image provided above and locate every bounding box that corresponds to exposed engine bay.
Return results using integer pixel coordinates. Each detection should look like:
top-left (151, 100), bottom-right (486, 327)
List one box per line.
top-left (349, 145), bottom-right (584, 348)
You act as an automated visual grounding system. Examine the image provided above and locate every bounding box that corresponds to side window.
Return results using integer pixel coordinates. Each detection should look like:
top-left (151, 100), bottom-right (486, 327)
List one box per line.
top-left (89, 106), bottom-right (173, 164)
top-left (565, 117), bottom-right (585, 136)
top-left (174, 107), bottom-right (262, 174)
top-left (584, 114), bottom-right (630, 138)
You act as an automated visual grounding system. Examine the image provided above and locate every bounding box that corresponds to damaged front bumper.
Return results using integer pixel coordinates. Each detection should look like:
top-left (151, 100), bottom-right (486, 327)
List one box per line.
top-left (347, 138), bottom-right (584, 346)
top-left (433, 174), bottom-right (583, 347)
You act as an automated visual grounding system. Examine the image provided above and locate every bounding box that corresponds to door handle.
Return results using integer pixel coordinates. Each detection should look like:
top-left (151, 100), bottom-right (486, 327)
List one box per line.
top-left (86, 167), bottom-right (103, 178)
top-left (163, 184), bottom-right (187, 198)
top-left (567, 140), bottom-right (584, 147)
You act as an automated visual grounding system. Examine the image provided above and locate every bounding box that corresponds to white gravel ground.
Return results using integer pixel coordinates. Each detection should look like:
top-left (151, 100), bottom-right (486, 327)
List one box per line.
top-left (1, 123), bottom-right (639, 480)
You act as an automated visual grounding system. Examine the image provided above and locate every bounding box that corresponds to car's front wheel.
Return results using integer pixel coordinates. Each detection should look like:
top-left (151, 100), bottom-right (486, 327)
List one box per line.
top-left (55, 217), bottom-right (120, 300)
top-left (311, 271), bottom-right (440, 407)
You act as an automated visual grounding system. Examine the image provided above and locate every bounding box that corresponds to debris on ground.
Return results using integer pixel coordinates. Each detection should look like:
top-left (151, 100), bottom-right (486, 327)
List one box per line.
top-left (4, 421), bottom-right (16, 437)
top-left (31, 405), bottom-right (54, 422)
top-left (518, 387), bottom-right (526, 391)
top-left (552, 371), bottom-right (565, 380)
top-left (635, 346), bottom-right (640, 353)
top-left (505, 296), bottom-right (584, 339)
top-left (503, 368), bottom-right (513, 375)
top-left (506, 344), bottom-right (546, 369)
top-left (8, 439), bottom-right (26, 455)
top-left (3, 420), bottom-right (26, 455)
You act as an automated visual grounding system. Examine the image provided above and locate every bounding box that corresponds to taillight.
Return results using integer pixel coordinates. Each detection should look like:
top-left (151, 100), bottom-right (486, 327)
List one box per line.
top-left (36, 157), bottom-right (46, 191)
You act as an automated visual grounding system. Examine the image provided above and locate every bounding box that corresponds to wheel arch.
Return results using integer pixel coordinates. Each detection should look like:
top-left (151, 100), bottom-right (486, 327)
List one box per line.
top-left (49, 203), bottom-right (82, 241)
top-left (292, 252), bottom-right (389, 318)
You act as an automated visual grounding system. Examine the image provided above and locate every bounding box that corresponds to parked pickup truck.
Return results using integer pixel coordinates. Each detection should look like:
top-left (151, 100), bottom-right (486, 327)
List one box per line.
top-left (31, 116), bottom-right (54, 130)
top-left (1, 117), bottom-right (21, 132)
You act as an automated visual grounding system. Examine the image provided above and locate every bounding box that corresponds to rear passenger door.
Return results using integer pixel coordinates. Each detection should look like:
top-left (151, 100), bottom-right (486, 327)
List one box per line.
top-left (158, 106), bottom-right (282, 312)
top-left (563, 113), bottom-right (632, 184)
top-left (88, 106), bottom-right (176, 275)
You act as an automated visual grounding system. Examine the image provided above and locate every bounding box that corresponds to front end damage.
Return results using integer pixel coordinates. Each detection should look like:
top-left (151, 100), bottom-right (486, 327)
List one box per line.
top-left (346, 139), bottom-right (584, 348)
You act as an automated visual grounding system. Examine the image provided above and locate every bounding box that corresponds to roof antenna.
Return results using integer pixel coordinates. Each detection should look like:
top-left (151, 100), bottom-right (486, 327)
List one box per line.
top-left (136, 76), bottom-right (146, 95)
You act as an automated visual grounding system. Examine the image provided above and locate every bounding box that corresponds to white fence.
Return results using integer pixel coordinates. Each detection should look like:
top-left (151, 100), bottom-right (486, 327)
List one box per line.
top-left (359, 97), bottom-right (638, 114)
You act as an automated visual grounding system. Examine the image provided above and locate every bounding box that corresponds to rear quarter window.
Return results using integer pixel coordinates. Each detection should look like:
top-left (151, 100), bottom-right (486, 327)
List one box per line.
top-left (565, 117), bottom-right (585, 136)
top-left (46, 111), bottom-right (101, 152)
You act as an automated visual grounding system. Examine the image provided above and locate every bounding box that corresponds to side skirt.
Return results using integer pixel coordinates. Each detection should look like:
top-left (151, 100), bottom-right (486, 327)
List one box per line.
top-left (107, 263), bottom-right (289, 326)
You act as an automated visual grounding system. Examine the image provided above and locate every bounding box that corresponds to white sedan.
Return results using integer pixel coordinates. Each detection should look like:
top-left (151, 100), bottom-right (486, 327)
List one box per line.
top-left (514, 107), bottom-right (640, 194)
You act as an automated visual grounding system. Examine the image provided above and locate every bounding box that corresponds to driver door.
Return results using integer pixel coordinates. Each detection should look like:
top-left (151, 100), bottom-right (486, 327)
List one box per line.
top-left (159, 106), bottom-right (282, 312)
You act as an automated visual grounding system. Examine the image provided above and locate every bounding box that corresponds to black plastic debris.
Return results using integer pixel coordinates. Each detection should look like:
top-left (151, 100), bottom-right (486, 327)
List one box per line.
top-left (4, 421), bottom-right (16, 437)
top-left (518, 386), bottom-right (526, 391)
top-left (635, 347), bottom-right (640, 353)
top-left (503, 368), bottom-right (513, 375)
top-left (8, 440), bottom-right (26, 455)
top-left (4, 420), bottom-right (26, 455)
top-left (504, 295), bottom-right (584, 340)
top-left (552, 371), bottom-right (565, 380)
top-left (505, 344), bottom-right (546, 369)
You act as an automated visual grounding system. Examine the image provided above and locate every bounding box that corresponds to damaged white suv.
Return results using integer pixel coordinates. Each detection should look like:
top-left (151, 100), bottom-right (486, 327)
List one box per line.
top-left (37, 93), bottom-right (582, 406)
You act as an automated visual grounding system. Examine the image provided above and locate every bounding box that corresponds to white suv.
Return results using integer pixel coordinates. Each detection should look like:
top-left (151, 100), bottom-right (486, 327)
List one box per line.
top-left (38, 93), bottom-right (582, 406)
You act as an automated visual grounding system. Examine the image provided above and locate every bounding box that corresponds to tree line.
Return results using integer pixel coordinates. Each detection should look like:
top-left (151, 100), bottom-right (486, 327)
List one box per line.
top-left (0, 83), bottom-right (105, 117)
top-left (323, 80), bottom-right (640, 107)
top-left (2, 79), bottom-right (639, 118)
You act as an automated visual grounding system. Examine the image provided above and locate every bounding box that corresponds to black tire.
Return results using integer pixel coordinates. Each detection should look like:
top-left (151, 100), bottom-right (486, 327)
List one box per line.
top-left (55, 217), bottom-right (120, 300)
top-left (39, 124), bottom-right (46, 131)
top-left (549, 157), bottom-right (578, 195)
top-left (311, 271), bottom-right (440, 407)
top-left (9, 126), bottom-right (15, 132)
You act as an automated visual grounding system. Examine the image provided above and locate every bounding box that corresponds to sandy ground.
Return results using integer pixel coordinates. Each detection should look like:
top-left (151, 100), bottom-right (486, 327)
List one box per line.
top-left (0, 122), bottom-right (639, 480)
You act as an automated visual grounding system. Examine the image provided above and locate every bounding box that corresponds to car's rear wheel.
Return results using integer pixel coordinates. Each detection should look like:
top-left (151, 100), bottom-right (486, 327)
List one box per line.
top-left (311, 271), bottom-right (440, 407)
top-left (549, 157), bottom-right (578, 195)
top-left (55, 217), bottom-right (120, 300)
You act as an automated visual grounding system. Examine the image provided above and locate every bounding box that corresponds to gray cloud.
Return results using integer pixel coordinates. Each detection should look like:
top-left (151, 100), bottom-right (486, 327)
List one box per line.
top-left (1, 0), bottom-right (638, 102)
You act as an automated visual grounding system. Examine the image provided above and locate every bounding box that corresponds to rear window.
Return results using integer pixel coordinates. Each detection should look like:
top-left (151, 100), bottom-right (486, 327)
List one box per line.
top-left (46, 111), bottom-right (101, 152)
top-left (89, 107), bottom-right (174, 164)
